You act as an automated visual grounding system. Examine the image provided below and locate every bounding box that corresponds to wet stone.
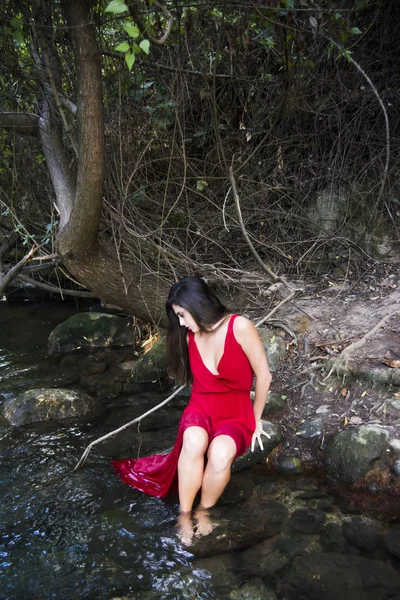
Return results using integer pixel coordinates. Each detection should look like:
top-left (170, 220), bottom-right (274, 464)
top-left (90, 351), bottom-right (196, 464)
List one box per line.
top-left (384, 527), bottom-right (400, 559)
top-left (274, 455), bottom-right (302, 477)
top-left (238, 539), bottom-right (290, 579)
top-left (295, 417), bottom-right (324, 439)
top-left (319, 522), bottom-right (353, 554)
top-left (288, 508), bottom-right (325, 535)
top-left (190, 497), bottom-right (288, 558)
top-left (281, 553), bottom-right (400, 600)
top-left (295, 490), bottom-right (327, 499)
top-left (342, 517), bottom-right (382, 552)
top-left (317, 500), bottom-right (335, 513)
top-left (230, 578), bottom-right (277, 600)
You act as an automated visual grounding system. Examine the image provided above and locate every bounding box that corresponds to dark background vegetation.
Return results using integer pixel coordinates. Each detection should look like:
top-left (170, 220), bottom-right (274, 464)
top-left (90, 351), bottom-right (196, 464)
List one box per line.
top-left (0, 0), bottom-right (399, 324)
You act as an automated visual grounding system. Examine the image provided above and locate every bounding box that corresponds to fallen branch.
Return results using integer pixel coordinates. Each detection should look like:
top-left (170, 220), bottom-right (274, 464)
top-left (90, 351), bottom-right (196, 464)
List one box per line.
top-left (16, 274), bottom-right (97, 298)
top-left (0, 244), bottom-right (44, 295)
top-left (74, 384), bottom-right (185, 470)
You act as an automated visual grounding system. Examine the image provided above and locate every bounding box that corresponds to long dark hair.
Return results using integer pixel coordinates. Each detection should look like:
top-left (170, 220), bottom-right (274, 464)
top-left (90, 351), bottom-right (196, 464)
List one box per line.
top-left (165, 276), bottom-right (229, 385)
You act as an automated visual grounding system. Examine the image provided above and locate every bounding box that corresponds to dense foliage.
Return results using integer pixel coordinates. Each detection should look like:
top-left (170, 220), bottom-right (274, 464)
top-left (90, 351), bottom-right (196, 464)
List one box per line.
top-left (0, 0), bottom-right (399, 308)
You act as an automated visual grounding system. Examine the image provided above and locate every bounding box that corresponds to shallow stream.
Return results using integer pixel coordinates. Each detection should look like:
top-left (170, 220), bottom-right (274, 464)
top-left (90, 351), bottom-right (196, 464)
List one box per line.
top-left (1, 302), bottom-right (399, 600)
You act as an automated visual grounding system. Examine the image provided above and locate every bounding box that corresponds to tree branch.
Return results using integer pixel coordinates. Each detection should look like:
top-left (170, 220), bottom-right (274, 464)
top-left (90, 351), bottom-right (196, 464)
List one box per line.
top-left (16, 273), bottom-right (97, 298)
top-left (0, 112), bottom-right (39, 136)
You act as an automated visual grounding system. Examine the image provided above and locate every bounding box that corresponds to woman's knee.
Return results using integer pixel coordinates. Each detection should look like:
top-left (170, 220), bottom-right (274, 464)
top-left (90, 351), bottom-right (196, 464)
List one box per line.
top-left (207, 436), bottom-right (236, 472)
top-left (181, 426), bottom-right (209, 459)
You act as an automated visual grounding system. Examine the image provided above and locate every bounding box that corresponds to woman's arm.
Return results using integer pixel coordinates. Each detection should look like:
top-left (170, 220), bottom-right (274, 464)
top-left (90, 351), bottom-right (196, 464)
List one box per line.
top-left (234, 315), bottom-right (272, 421)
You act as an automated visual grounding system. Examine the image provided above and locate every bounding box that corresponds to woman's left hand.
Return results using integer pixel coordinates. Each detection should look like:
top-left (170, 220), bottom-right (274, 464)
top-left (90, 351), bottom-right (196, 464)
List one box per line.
top-left (251, 419), bottom-right (271, 452)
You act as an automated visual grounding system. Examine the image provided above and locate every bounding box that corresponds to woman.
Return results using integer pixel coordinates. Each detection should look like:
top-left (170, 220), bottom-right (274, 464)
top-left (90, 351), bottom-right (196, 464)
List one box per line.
top-left (113, 276), bottom-right (271, 542)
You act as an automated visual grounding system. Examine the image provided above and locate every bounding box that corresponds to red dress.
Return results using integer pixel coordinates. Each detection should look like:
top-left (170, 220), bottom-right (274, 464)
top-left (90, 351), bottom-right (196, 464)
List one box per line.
top-left (112, 314), bottom-right (256, 497)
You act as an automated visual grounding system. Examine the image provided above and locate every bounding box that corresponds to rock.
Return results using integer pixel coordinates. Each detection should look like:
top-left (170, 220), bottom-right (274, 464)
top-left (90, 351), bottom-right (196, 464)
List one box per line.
top-left (325, 425), bottom-right (389, 484)
top-left (232, 422), bottom-right (281, 472)
top-left (319, 522), bottom-right (352, 554)
top-left (190, 496), bottom-right (288, 558)
top-left (316, 405), bottom-right (330, 414)
top-left (48, 312), bottom-right (135, 355)
top-left (280, 553), bottom-right (400, 600)
top-left (238, 538), bottom-right (290, 579)
top-left (274, 455), bottom-right (302, 477)
top-left (288, 508), bottom-right (325, 535)
top-left (390, 399), bottom-right (400, 411)
top-left (389, 438), bottom-right (400, 454)
top-left (230, 578), bottom-right (277, 600)
top-left (263, 393), bottom-right (288, 415)
top-left (342, 517), bottom-right (382, 552)
top-left (3, 388), bottom-right (96, 425)
top-left (296, 417), bottom-right (324, 439)
top-left (130, 338), bottom-right (168, 384)
top-left (80, 372), bottom-right (122, 400)
top-left (316, 500), bottom-right (335, 513)
top-left (390, 458), bottom-right (400, 476)
top-left (258, 330), bottom-right (287, 372)
top-left (384, 527), bottom-right (400, 559)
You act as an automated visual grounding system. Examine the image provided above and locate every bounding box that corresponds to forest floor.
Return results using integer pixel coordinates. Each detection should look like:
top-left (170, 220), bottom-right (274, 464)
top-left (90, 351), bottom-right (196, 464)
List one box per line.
top-left (261, 261), bottom-right (400, 475)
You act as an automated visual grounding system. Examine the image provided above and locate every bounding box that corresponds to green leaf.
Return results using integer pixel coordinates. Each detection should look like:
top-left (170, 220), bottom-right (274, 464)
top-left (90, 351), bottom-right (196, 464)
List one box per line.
top-left (285, 0), bottom-right (295, 8)
top-left (14, 31), bottom-right (24, 44)
top-left (115, 41), bottom-right (130, 52)
top-left (139, 39), bottom-right (150, 54)
top-left (350, 27), bottom-right (362, 35)
top-left (125, 51), bottom-right (135, 71)
top-left (196, 179), bottom-right (208, 191)
top-left (105, 0), bottom-right (128, 14)
top-left (123, 24), bottom-right (140, 38)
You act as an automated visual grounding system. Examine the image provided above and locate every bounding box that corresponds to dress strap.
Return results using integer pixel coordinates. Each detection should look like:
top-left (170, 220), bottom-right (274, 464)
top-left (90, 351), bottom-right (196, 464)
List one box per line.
top-left (228, 313), bottom-right (238, 334)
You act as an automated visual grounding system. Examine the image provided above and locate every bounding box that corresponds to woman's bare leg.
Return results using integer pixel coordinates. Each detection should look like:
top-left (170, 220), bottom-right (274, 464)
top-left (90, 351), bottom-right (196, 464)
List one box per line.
top-left (194, 435), bottom-right (236, 536)
top-left (177, 426), bottom-right (209, 513)
top-left (199, 435), bottom-right (236, 508)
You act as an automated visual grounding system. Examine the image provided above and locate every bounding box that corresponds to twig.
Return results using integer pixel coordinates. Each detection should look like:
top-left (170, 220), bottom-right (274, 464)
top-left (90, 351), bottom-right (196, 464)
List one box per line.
top-left (254, 291), bottom-right (296, 328)
top-left (74, 385), bottom-right (185, 470)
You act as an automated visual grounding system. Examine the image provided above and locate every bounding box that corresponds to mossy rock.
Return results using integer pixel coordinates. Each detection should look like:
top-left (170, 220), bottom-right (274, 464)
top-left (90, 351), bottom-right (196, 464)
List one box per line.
top-left (325, 425), bottom-right (389, 484)
top-left (131, 338), bottom-right (168, 384)
top-left (258, 329), bottom-right (287, 372)
top-left (48, 312), bottom-right (135, 355)
top-left (3, 388), bottom-right (96, 425)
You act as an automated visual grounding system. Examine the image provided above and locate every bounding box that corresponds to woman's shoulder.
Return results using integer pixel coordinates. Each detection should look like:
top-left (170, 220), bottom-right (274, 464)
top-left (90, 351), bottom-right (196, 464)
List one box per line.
top-left (232, 315), bottom-right (256, 339)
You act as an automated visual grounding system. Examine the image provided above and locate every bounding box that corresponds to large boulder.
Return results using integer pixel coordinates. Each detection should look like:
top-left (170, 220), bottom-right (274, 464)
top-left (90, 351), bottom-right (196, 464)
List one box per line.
top-left (232, 421), bottom-right (281, 472)
top-left (3, 388), bottom-right (96, 425)
top-left (48, 312), bottom-right (135, 355)
top-left (325, 425), bottom-right (389, 484)
top-left (190, 494), bottom-right (288, 558)
top-left (280, 553), bottom-right (400, 600)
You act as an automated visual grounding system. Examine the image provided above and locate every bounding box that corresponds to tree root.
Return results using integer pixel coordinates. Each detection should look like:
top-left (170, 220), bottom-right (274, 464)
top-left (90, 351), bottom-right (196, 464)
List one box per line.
top-left (324, 307), bottom-right (400, 380)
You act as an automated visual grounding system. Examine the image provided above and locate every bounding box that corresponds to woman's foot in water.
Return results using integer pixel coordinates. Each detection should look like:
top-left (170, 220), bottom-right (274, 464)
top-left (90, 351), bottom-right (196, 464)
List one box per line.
top-left (176, 510), bottom-right (194, 546)
top-left (194, 504), bottom-right (216, 537)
